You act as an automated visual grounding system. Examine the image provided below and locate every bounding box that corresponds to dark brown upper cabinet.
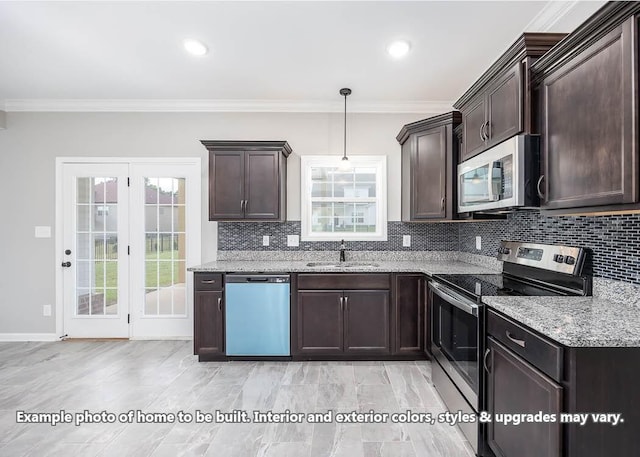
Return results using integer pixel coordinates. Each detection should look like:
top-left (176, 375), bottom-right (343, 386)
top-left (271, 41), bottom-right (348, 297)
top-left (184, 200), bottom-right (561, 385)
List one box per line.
top-left (397, 112), bottom-right (461, 221)
top-left (454, 33), bottom-right (566, 163)
top-left (531, 2), bottom-right (640, 213)
top-left (201, 141), bottom-right (291, 221)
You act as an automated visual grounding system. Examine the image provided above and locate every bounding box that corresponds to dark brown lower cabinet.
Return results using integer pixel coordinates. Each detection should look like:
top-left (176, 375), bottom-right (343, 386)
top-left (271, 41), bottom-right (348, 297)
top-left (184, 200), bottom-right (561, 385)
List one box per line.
top-left (344, 291), bottom-right (390, 355)
top-left (393, 274), bottom-right (425, 355)
top-left (486, 337), bottom-right (562, 457)
top-left (295, 289), bottom-right (390, 357)
top-left (194, 290), bottom-right (224, 361)
top-left (296, 291), bottom-right (343, 356)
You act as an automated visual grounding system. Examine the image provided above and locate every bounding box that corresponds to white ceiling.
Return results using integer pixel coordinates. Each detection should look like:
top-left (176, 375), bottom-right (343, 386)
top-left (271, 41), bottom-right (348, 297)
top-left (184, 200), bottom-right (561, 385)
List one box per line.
top-left (0, 1), bottom-right (605, 112)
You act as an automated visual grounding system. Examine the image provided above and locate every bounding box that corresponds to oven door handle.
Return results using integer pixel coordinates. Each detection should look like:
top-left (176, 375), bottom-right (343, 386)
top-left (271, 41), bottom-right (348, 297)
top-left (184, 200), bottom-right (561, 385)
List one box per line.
top-left (429, 281), bottom-right (479, 316)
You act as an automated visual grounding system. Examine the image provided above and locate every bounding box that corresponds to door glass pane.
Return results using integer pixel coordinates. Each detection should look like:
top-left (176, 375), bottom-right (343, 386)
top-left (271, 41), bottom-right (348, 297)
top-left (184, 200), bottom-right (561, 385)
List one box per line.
top-left (144, 177), bottom-right (187, 316)
top-left (75, 177), bottom-right (118, 316)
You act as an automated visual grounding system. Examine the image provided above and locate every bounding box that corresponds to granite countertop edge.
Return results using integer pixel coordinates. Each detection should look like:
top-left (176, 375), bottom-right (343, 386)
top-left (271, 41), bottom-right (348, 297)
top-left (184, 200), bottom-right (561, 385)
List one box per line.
top-left (483, 296), bottom-right (640, 348)
top-left (187, 259), bottom-right (498, 275)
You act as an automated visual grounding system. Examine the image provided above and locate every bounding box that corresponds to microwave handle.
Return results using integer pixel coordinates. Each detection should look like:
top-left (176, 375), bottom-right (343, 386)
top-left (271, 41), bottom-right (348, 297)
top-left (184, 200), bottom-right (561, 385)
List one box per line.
top-left (487, 161), bottom-right (495, 202)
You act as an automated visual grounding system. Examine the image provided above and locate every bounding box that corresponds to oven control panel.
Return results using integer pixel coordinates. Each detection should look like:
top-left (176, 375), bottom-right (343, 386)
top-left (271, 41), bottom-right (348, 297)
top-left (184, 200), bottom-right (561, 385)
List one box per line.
top-left (496, 241), bottom-right (585, 276)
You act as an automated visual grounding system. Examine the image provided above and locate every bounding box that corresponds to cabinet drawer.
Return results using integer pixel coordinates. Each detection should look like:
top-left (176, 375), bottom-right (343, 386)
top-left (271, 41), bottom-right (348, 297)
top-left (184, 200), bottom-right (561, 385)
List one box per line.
top-left (298, 274), bottom-right (390, 290)
top-left (194, 273), bottom-right (223, 291)
top-left (487, 310), bottom-right (562, 382)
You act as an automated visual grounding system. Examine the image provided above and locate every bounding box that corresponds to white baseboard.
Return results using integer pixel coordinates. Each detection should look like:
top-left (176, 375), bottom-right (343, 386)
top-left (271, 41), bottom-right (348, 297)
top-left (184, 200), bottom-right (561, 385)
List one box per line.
top-left (129, 336), bottom-right (192, 341)
top-left (0, 333), bottom-right (59, 342)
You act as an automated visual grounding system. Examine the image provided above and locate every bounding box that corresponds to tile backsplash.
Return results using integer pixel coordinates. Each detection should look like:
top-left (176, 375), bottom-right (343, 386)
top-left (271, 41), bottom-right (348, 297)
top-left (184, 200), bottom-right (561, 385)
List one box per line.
top-left (218, 221), bottom-right (459, 252)
top-left (218, 211), bottom-right (640, 285)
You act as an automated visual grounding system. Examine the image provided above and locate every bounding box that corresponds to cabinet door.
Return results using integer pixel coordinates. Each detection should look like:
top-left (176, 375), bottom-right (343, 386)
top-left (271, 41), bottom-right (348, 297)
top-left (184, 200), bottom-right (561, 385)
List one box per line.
top-left (393, 275), bottom-right (424, 355)
top-left (411, 128), bottom-right (447, 219)
top-left (540, 19), bottom-right (636, 209)
top-left (244, 151), bottom-right (281, 220)
top-left (343, 290), bottom-right (390, 355)
top-left (487, 62), bottom-right (522, 147)
top-left (209, 151), bottom-right (245, 220)
top-left (461, 95), bottom-right (487, 161)
top-left (486, 338), bottom-right (562, 457)
top-left (194, 291), bottom-right (224, 358)
top-left (296, 291), bottom-right (343, 355)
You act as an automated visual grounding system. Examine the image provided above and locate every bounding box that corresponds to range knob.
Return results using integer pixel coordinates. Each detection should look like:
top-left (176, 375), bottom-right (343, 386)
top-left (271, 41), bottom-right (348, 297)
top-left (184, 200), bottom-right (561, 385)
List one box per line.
top-left (498, 247), bottom-right (511, 255)
top-left (553, 254), bottom-right (565, 263)
top-left (564, 256), bottom-right (575, 265)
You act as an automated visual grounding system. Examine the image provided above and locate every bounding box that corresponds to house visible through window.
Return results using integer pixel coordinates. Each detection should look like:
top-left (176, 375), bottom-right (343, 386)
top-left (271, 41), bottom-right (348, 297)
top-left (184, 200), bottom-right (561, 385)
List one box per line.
top-left (301, 156), bottom-right (387, 241)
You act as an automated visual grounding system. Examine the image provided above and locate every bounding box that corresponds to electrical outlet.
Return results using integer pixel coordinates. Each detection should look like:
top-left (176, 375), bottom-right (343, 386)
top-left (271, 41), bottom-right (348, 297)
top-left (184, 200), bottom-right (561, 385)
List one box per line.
top-left (262, 235), bottom-right (270, 246)
top-left (287, 235), bottom-right (299, 247)
top-left (43, 304), bottom-right (52, 317)
top-left (476, 236), bottom-right (482, 250)
top-left (403, 235), bottom-right (411, 247)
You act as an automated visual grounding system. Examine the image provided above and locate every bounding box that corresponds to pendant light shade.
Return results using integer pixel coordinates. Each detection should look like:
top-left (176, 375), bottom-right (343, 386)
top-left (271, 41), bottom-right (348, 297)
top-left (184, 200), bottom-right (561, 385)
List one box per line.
top-left (338, 88), bottom-right (352, 171)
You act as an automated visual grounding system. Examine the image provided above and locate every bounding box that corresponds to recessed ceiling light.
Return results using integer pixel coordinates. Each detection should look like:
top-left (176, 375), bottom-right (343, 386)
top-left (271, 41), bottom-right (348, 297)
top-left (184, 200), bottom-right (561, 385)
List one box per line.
top-left (387, 40), bottom-right (411, 59)
top-left (184, 39), bottom-right (208, 56)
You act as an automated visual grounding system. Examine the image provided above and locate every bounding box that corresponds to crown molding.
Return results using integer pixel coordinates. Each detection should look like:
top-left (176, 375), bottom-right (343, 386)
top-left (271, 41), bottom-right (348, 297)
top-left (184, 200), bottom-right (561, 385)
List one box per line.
top-left (2, 98), bottom-right (454, 114)
top-left (524, 0), bottom-right (581, 32)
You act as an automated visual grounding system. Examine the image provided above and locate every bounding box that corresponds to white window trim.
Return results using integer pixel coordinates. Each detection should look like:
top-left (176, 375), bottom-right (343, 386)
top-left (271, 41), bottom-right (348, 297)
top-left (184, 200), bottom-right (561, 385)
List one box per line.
top-left (300, 155), bottom-right (387, 242)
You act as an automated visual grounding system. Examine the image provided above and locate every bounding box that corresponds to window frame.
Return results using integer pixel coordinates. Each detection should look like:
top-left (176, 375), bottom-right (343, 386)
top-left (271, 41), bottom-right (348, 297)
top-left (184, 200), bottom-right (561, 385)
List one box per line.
top-left (300, 155), bottom-right (388, 242)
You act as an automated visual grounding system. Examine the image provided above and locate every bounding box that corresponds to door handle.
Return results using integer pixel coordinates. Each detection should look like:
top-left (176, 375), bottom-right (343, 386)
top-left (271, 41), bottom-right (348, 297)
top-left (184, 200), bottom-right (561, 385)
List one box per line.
top-left (61, 261), bottom-right (71, 268)
top-left (506, 330), bottom-right (526, 348)
top-left (483, 348), bottom-right (491, 374)
top-left (483, 121), bottom-right (490, 140)
top-left (217, 297), bottom-right (222, 311)
top-left (339, 296), bottom-right (344, 310)
top-left (536, 175), bottom-right (545, 200)
top-left (479, 123), bottom-right (485, 141)
top-left (240, 200), bottom-right (244, 212)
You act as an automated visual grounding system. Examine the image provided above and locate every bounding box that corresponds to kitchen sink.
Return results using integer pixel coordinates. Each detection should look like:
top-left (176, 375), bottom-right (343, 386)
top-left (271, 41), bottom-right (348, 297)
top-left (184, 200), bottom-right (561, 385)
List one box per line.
top-left (306, 262), bottom-right (379, 268)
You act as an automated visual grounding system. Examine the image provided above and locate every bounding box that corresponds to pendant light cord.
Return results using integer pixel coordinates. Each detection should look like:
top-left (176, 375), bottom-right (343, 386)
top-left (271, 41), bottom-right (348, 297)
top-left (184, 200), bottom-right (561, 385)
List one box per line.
top-left (343, 92), bottom-right (347, 160)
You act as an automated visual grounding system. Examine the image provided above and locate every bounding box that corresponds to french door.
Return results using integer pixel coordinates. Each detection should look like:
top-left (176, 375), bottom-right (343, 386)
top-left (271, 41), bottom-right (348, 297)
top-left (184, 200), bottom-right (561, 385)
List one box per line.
top-left (60, 159), bottom-right (201, 339)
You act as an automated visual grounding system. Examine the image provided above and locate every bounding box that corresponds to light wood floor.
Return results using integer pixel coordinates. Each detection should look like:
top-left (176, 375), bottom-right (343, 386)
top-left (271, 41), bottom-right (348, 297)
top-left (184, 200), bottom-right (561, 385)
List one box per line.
top-left (0, 341), bottom-right (474, 456)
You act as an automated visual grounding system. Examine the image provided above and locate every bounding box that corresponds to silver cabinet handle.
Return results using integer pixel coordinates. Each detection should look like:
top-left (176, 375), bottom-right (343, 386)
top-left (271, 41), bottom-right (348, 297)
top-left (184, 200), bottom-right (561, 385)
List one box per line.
top-left (483, 348), bottom-right (491, 374)
top-left (479, 123), bottom-right (485, 141)
top-left (201, 279), bottom-right (217, 284)
top-left (506, 330), bottom-right (526, 348)
top-left (240, 200), bottom-right (244, 212)
top-left (441, 197), bottom-right (445, 211)
top-left (217, 297), bottom-right (222, 311)
top-left (339, 296), bottom-right (344, 310)
top-left (483, 121), bottom-right (490, 140)
top-left (536, 175), bottom-right (545, 200)
top-left (243, 200), bottom-right (248, 212)
top-left (344, 296), bottom-right (348, 307)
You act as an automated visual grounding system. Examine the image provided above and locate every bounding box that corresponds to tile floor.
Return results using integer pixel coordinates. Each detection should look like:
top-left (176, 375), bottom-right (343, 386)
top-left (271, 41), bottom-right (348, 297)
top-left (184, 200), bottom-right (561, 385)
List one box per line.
top-left (0, 341), bottom-right (475, 456)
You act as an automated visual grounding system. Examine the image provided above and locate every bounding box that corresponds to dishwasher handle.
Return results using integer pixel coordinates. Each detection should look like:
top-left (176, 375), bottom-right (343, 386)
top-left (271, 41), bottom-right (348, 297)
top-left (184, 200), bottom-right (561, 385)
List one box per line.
top-left (225, 274), bottom-right (290, 284)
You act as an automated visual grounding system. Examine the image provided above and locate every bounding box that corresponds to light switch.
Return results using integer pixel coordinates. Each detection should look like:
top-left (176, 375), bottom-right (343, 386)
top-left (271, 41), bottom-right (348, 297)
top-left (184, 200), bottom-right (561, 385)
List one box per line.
top-left (43, 304), bottom-right (52, 317)
top-left (476, 236), bottom-right (482, 250)
top-left (262, 235), bottom-right (270, 246)
top-left (35, 226), bottom-right (51, 238)
top-left (403, 235), bottom-right (411, 247)
top-left (287, 235), bottom-right (299, 247)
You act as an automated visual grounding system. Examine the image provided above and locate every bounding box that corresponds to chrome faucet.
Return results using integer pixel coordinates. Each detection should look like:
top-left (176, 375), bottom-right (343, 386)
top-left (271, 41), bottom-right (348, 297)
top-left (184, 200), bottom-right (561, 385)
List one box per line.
top-left (339, 239), bottom-right (346, 262)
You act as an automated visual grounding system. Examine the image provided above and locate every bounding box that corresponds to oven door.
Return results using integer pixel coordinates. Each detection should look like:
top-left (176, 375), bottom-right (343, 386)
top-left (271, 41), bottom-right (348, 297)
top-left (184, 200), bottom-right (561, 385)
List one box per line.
top-left (430, 281), bottom-right (481, 409)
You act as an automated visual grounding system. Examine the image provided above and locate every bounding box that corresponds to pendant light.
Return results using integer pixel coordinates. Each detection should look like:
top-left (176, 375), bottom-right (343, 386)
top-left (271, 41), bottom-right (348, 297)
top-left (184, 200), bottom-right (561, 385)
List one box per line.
top-left (338, 88), bottom-right (352, 171)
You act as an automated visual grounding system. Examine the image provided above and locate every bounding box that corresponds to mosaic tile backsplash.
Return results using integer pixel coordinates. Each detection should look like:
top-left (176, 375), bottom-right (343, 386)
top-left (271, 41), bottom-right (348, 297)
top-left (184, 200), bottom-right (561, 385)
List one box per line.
top-left (218, 211), bottom-right (640, 285)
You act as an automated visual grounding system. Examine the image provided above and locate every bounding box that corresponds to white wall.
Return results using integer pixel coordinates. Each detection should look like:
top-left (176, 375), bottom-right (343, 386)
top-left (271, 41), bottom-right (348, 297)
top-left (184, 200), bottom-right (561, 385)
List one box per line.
top-left (0, 110), bottom-right (428, 334)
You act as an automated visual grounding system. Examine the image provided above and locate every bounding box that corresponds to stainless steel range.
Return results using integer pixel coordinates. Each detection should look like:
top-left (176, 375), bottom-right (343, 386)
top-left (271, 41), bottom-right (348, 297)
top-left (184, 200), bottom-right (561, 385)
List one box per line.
top-left (428, 241), bottom-right (591, 456)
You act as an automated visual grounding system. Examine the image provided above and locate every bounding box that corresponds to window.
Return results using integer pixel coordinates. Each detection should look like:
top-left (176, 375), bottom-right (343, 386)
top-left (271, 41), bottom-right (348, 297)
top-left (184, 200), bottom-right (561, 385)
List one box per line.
top-left (301, 156), bottom-right (387, 241)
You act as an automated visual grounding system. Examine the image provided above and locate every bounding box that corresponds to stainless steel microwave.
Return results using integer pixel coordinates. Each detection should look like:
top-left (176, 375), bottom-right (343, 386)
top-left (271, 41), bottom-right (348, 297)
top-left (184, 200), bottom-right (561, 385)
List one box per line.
top-left (457, 135), bottom-right (540, 213)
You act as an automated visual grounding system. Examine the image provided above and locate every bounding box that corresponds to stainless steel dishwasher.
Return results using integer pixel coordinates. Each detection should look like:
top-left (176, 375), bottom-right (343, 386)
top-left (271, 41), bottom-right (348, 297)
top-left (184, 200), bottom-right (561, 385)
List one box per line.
top-left (224, 274), bottom-right (290, 356)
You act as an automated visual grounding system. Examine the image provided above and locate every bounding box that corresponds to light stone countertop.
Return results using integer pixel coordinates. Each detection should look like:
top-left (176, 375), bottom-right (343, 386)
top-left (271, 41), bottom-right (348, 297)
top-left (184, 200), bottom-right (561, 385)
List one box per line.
top-left (483, 295), bottom-right (640, 348)
top-left (187, 259), bottom-right (498, 275)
